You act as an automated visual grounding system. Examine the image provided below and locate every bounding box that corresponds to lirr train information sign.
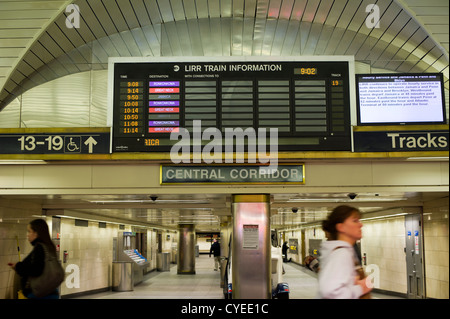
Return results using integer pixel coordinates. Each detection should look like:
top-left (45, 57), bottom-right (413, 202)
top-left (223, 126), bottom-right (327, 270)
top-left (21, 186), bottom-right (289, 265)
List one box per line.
top-left (111, 57), bottom-right (354, 153)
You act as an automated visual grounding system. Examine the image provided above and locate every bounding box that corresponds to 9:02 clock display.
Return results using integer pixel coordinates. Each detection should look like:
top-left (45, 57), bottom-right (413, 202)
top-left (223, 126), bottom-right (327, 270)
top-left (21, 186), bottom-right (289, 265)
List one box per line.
top-left (299, 68), bottom-right (317, 75)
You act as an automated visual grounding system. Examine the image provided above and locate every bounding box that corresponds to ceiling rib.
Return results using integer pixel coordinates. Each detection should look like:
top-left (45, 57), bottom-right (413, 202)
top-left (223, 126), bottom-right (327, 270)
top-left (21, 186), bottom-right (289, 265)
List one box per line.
top-left (0, 0), bottom-right (448, 110)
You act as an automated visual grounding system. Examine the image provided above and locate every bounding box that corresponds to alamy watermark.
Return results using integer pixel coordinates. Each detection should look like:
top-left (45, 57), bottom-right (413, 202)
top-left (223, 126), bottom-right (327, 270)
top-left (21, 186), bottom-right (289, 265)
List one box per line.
top-left (366, 4), bottom-right (381, 29)
top-left (365, 264), bottom-right (380, 289)
top-left (169, 120), bottom-right (279, 171)
top-left (65, 264), bottom-right (80, 289)
top-left (66, 4), bottom-right (80, 29)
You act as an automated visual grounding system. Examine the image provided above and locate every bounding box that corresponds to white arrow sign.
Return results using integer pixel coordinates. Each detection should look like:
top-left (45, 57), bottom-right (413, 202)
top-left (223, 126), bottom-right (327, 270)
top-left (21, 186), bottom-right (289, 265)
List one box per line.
top-left (84, 136), bottom-right (98, 153)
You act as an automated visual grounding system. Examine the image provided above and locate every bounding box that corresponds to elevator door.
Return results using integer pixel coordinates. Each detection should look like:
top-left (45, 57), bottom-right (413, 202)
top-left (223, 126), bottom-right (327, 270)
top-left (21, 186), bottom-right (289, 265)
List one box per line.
top-left (405, 214), bottom-right (425, 299)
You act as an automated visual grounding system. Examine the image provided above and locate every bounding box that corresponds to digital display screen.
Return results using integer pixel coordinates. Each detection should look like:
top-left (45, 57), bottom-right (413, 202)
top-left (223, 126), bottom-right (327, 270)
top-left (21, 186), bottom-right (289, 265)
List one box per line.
top-left (112, 59), bottom-right (353, 152)
top-left (356, 73), bottom-right (446, 125)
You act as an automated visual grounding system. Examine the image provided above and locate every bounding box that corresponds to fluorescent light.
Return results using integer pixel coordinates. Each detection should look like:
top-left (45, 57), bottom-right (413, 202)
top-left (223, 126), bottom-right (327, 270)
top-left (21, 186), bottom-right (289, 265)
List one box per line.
top-left (88, 199), bottom-right (210, 204)
top-left (407, 157), bottom-right (449, 161)
top-left (54, 215), bottom-right (157, 228)
top-left (287, 198), bottom-right (353, 203)
top-left (287, 197), bottom-right (406, 202)
top-left (89, 200), bottom-right (147, 204)
top-left (360, 213), bottom-right (408, 221)
top-left (0, 160), bottom-right (46, 165)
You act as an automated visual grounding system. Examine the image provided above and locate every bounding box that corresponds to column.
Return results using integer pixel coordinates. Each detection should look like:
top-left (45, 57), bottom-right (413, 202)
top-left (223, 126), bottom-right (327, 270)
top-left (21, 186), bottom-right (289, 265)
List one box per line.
top-left (231, 194), bottom-right (271, 299)
top-left (177, 224), bottom-right (196, 275)
top-left (220, 216), bottom-right (232, 288)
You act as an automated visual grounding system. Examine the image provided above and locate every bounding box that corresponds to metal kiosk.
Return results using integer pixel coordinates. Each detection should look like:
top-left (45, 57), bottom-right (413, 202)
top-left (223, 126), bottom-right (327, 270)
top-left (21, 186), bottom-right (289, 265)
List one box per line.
top-left (113, 232), bottom-right (149, 291)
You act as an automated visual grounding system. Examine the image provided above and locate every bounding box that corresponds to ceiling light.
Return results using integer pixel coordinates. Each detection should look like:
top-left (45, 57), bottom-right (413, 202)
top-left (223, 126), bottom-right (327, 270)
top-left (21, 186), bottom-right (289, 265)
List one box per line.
top-left (287, 196), bottom-right (407, 202)
top-left (0, 160), bottom-right (46, 165)
top-left (88, 199), bottom-right (210, 204)
top-left (407, 157), bottom-right (449, 161)
top-left (360, 213), bottom-right (408, 221)
top-left (287, 198), bottom-right (344, 202)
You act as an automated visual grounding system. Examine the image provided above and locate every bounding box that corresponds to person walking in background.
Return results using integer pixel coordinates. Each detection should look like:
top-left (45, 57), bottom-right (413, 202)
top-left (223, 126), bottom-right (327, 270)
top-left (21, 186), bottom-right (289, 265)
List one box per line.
top-left (8, 219), bottom-right (62, 299)
top-left (282, 241), bottom-right (289, 262)
top-left (318, 205), bottom-right (372, 299)
top-left (209, 239), bottom-right (221, 271)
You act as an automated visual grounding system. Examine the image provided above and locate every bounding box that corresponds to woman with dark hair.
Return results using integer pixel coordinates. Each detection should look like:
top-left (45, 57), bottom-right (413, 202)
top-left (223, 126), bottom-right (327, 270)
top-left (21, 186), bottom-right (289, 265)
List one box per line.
top-left (8, 219), bottom-right (60, 299)
top-left (318, 205), bottom-right (372, 299)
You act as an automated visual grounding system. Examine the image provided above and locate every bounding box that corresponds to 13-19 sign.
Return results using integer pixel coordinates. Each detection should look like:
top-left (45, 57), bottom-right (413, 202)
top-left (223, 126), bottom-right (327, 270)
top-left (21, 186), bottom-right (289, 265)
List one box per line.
top-left (0, 132), bottom-right (110, 154)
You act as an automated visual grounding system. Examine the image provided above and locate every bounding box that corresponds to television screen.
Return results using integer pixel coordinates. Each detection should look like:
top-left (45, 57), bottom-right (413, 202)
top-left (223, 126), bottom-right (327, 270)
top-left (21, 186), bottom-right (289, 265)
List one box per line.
top-left (356, 73), bottom-right (446, 125)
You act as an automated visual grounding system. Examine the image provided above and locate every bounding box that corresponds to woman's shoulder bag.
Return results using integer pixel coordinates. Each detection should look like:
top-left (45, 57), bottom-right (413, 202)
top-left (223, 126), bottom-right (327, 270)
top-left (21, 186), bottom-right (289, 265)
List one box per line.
top-left (29, 243), bottom-right (65, 298)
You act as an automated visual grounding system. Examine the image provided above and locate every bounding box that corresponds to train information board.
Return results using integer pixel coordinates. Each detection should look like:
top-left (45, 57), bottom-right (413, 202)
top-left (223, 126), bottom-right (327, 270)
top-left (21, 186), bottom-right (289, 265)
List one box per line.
top-left (111, 57), bottom-right (354, 152)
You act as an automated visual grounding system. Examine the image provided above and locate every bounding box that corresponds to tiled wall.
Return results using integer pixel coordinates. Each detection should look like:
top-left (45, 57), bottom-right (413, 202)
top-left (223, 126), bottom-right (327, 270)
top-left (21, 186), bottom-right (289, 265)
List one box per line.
top-left (0, 199), bottom-right (41, 299)
top-left (148, 230), bottom-right (157, 269)
top-left (423, 198), bottom-right (449, 299)
top-left (59, 219), bottom-right (127, 296)
top-left (360, 216), bottom-right (407, 294)
top-left (60, 220), bottom-right (177, 297)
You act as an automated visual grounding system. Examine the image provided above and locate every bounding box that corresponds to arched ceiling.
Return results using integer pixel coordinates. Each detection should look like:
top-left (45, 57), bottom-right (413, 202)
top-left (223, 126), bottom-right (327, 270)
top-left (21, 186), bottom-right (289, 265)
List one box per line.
top-left (0, 0), bottom-right (448, 110)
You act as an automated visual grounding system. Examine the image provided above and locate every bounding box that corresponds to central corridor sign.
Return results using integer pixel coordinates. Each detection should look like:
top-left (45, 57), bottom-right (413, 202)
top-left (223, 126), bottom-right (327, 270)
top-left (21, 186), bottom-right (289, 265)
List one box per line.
top-left (160, 164), bottom-right (304, 184)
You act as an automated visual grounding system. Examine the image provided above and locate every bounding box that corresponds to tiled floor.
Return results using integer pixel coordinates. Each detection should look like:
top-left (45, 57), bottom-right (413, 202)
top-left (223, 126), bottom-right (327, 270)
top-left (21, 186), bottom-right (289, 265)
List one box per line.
top-left (76, 255), bottom-right (404, 299)
top-left (77, 255), bottom-right (224, 299)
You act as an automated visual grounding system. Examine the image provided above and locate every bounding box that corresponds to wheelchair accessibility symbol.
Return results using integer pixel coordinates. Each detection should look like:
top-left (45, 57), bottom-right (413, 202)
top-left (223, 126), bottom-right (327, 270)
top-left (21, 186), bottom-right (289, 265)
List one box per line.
top-left (64, 136), bottom-right (81, 153)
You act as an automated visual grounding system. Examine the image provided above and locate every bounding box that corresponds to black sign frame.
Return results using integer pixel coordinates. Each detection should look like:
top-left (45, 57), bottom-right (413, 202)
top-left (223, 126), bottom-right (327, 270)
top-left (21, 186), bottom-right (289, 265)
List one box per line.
top-left (353, 130), bottom-right (449, 152)
top-left (0, 132), bottom-right (111, 154)
top-left (355, 73), bottom-right (447, 126)
top-left (111, 58), bottom-right (354, 153)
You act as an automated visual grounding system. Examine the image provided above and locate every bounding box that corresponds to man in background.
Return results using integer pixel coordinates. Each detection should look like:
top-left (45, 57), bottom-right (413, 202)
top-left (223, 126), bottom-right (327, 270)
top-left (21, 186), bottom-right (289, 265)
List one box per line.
top-left (209, 239), bottom-right (221, 271)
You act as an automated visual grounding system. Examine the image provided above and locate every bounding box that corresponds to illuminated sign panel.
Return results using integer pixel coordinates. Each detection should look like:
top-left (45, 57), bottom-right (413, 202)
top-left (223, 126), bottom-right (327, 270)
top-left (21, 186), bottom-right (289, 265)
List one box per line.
top-left (356, 73), bottom-right (446, 125)
top-left (112, 58), bottom-right (353, 152)
top-left (160, 164), bottom-right (305, 184)
top-left (0, 132), bottom-right (110, 154)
